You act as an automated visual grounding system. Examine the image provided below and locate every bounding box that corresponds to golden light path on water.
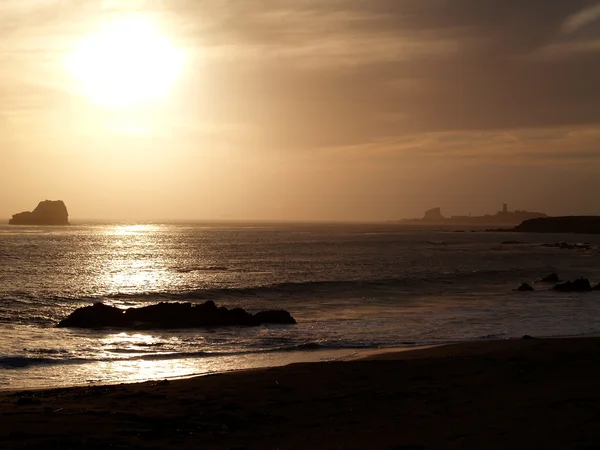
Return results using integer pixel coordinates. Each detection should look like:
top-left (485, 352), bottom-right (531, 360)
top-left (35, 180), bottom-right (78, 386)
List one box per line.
top-left (0, 224), bottom-right (416, 390)
top-left (33, 223), bottom-right (313, 388)
top-left (11, 224), bottom-right (360, 389)
top-left (98, 224), bottom-right (174, 298)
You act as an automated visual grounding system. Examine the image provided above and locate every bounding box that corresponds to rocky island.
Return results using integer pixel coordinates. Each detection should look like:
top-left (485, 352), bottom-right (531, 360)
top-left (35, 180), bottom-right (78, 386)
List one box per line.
top-left (57, 301), bottom-right (297, 329)
top-left (9, 200), bottom-right (69, 225)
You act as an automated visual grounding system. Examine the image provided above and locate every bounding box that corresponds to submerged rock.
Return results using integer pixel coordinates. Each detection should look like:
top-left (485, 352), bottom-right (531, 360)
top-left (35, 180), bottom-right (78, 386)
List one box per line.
top-left (9, 200), bottom-right (69, 225)
top-left (542, 242), bottom-right (591, 250)
top-left (539, 273), bottom-right (561, 283)
top-left (516, 283), bottom-right (534, 292)
top-left (57, 301), bottom-right (296, 329)
top-left (552, 278), bottom-right (592, 292)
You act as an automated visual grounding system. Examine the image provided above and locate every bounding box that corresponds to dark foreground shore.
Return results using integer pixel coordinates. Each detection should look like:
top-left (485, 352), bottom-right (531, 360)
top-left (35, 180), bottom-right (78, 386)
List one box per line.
top-left (2, 337), bottom-right (600, 449)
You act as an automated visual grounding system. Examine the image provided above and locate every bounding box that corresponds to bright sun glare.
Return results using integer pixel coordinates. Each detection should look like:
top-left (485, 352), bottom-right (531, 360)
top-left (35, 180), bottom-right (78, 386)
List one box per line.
top-left (67, 16), bottom-right (185, 108)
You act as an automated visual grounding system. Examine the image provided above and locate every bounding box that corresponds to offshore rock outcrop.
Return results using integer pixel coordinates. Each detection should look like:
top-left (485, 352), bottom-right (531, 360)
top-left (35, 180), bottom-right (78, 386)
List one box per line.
top-left (57, 301), bottom-right (297, 329)
top-left (539, 273), bottom-right (561, 283)
top-left (552, 278), bottom-right (593, 292)
top-left (9, 200), bottom-right (69, 225)
top-left (516, 283), bottom-right (534, 292)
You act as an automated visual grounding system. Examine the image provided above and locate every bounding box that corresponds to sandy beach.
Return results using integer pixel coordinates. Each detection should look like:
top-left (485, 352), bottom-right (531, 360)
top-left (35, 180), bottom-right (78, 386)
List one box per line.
top-left (1, 337), bottom-right (600, 449)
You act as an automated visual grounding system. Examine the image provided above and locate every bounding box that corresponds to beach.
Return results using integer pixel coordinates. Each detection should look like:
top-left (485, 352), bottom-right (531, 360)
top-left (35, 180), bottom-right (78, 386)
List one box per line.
top-left (2, 337), bottom-right (600, 449)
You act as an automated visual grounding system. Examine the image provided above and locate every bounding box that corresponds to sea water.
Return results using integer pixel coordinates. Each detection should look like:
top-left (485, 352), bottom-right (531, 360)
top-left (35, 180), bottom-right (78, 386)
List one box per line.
top-left (2, 222), bottom-right (600, 390)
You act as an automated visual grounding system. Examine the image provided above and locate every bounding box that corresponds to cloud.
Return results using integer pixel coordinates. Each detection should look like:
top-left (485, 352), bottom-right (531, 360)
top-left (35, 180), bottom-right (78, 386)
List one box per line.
top-left (3, 0), bottom-right (600, 152)
top-left (166, 0), bottom-right (600, 147)
top-left (562, 2), bottom-right (600, 34)
top-left (323, 125), bottom-right (600, 167)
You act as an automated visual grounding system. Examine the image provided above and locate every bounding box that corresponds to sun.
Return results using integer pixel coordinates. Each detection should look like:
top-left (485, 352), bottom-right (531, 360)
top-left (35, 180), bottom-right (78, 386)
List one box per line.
top-left (66, 16), bottom-right (185, 108)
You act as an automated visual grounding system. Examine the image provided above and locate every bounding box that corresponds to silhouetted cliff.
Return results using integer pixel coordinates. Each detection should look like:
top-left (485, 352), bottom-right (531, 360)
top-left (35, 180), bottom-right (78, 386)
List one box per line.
top-left (9, 200), bottom-right (70, 225)
top-left (512, 216), bottom-right (600, 234)
top-left (401, 204), bottom-right (548, 225)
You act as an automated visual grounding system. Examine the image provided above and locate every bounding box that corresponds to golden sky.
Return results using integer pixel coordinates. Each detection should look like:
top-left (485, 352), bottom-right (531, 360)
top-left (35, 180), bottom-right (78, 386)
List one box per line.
top-left (1, 0), bottom-right (600, 221)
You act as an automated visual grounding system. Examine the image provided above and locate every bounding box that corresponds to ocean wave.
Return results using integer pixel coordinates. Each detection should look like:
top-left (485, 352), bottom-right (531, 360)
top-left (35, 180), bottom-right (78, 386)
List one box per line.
top-left (106, 341), bottom-right (388, 361)
top-left (95, 269), bottom-right (534, 303)
top-left (3, 266), bottom-right (554, 311)
top-left (0, 356), bottom-right (89, 369)
top-left (174, 266), bottom-right (229, 273)
top-left (0, 313), bottom-right (56, 326)
top-left (22, 348), bottom-right (71, 355)
top-left (0, 340), bottom-right (387, 369)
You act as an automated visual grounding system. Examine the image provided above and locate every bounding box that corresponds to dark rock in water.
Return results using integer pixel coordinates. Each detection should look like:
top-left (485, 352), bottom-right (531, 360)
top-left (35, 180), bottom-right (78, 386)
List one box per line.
top-left (516, 283), bottom-right (534, 292)
top-left (552, 278), bottom-right (592, 292)
top-left (593, 283), bottom-right (600, 291)
top-left (512, 216), bottom-right (600, 234)
top-left (542, 242), bottom-right (591, 250)
top-left (253, 310), bottom-right (296, 324)
top-left (9, 200), bottom-right (69, 225)
top-left (542, 242), bottom-right (572, 249)
top-left (540, 273), bottom-right (561, 283)
top-left (57, 301), bottom-right (297, 329)
top-left (522, 335), bottom-right (535, 340)
top-left (58, 302), bottom-right (128, 328)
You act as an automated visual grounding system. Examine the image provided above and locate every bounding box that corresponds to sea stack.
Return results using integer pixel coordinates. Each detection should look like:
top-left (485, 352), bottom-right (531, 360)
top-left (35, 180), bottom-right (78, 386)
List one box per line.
top-left (9, 200), bottom-right (70, 225)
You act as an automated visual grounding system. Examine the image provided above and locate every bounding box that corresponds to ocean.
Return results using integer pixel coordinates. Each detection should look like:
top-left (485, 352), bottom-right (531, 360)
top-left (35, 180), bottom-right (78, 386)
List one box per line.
top-left (2, 222), bottom-right (600, 391)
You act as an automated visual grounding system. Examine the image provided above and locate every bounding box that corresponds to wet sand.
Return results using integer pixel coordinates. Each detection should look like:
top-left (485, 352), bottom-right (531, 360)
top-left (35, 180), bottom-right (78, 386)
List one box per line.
top-left (2, 337), bottom-right (600, 449)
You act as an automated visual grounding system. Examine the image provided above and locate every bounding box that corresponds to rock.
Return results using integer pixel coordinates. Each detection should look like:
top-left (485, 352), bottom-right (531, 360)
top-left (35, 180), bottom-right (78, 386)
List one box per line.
top-left (512, 216), bottom-right (600, 234)
top-left (522, 335), bottom-right (535, 339)
top-left (57, 301), bottom-right (296, 329)
top-left (541, 242), bottom-right (591, 250)
top-left (540, 273), bottom-right (560, 283)
top-left (593, 283), bottom-right (600, 291)
top-left (516, 283), bottom-right (534, 292)
top-left (253, 310), bottom-right (297, 324)
top-left (57, 302), bottom-right (128, 328)
top-left (552, 278), bottom-right (592, 292)
top-left (9, 200), bottom-right (69, 225)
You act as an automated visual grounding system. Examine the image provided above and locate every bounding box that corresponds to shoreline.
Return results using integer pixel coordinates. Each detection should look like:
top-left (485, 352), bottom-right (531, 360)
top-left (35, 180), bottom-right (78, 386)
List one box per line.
top-left (3, 332), bottom-right (598, 393)
top-left (3, 336), bottom-right (600, 448)
top-left (0, 344), bottom-right (436, 393)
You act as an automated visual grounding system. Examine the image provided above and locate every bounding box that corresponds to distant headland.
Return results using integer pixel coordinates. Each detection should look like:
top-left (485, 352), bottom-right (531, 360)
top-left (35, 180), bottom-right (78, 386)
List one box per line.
top-left (400, 204), bottom-right (548, 225)
top-left (508, 216), bottom-right (600, 234)
top-left (9, 200), bottom-right (70, 225)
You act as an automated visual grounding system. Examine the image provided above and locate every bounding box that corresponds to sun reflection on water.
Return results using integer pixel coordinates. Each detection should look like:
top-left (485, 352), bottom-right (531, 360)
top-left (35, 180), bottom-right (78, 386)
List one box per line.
top-left (98, 224), bottom-right (175, 295)
top-left (104, 224), bottom-right (161, 236)
top-left (101, 332), bottom-right (162, 353)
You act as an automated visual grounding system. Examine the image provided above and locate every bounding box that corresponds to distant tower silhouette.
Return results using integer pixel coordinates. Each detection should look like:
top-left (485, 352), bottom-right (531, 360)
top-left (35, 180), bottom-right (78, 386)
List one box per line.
top-left (503, 203), bottom-right (508, 213)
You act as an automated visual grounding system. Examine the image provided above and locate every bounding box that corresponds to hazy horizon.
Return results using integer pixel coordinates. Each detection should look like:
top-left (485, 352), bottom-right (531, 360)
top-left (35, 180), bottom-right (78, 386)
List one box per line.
top-left (2, 1), bottom-right (600, 222)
